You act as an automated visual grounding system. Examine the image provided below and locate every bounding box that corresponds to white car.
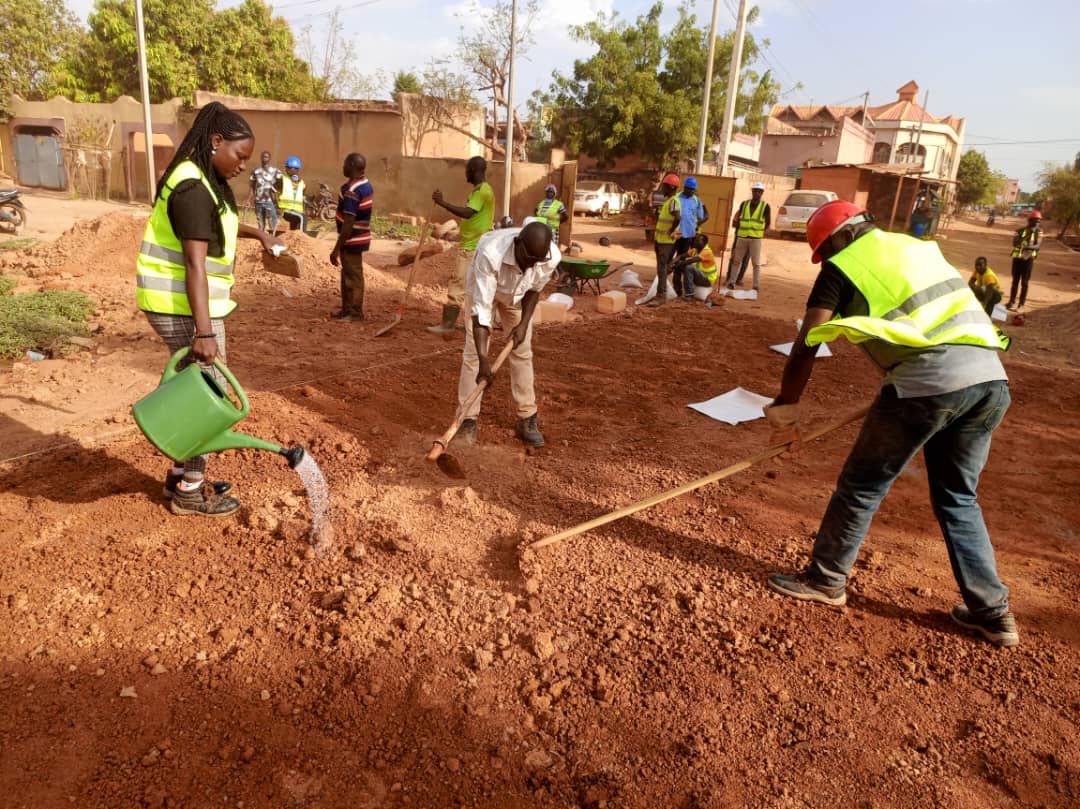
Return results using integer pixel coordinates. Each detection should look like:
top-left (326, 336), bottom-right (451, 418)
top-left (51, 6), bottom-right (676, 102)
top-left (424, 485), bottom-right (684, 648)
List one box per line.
top-left (573, 180), bottom-right (631, 218)
top-left (774, 189), bottom-right (838, 237)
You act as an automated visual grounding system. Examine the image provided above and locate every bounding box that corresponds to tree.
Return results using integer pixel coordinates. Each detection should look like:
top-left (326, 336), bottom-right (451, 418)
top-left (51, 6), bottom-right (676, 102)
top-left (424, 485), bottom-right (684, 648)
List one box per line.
top-left (536, 1), bottom-right (780, 166)
top-left (0, 0), bottom-right (80, 118)
top-left (454, 0), bottom-right (539, 160)
top-left (392, 71), bottom-right (422, 102)
top-left (298, 8), bottom-right (386, 100)
top-left (398, 62), bottom-right (479, 156)
top-left (1038, 152), bottom-right (1080, 238)
top-left (955, 149), bottom-right (999, 208)
top-left (52, 0), bottom-right (320, 103)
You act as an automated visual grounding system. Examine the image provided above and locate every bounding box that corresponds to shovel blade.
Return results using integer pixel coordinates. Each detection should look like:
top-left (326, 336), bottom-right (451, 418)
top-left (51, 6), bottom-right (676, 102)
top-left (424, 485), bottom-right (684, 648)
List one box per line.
top-left (435, 452), bottom-right (466, 479)
top-left (374, 315), bottom-right (401, 337)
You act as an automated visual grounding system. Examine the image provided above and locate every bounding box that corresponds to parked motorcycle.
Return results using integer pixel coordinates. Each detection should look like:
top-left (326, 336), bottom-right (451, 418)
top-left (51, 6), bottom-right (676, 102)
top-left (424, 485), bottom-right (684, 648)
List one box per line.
top-left (305, 183), bottom-right (336, 222)
top-left (0, 188), bottom-right (28, 235)
top-left (986, 211), bottom-right (996, 226)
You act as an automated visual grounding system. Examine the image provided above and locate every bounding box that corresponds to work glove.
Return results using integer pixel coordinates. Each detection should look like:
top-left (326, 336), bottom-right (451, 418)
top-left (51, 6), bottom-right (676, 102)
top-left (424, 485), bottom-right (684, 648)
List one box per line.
top-left (764, 402), bottom-right (801, 451)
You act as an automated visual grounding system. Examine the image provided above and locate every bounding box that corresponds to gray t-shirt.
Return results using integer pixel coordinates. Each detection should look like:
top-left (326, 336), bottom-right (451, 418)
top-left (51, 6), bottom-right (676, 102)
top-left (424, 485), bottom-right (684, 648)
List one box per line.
top-left (808, 261), bottom-right (1008, 398)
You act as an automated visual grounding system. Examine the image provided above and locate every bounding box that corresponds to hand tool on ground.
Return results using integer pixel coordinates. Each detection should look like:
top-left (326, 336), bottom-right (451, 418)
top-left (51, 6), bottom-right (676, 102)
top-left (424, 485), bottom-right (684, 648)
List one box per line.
top-left (426, 340), bottom-right (516, 478)
top-left (375, 218), bottom-right (431, 337)
top-left (530, 404), bottom-right (870, 550)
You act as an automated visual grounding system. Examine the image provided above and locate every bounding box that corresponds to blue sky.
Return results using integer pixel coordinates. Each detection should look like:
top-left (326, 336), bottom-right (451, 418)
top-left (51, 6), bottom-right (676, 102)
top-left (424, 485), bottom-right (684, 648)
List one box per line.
top-left (66, 0), bottom-right (1080, 190)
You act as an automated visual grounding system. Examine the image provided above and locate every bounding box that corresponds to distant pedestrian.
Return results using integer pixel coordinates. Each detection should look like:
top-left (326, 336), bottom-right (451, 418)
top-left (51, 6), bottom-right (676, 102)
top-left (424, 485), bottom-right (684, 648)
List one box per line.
top-left (248, 151), bottom-right (281, 234)
top-left (673, 176), bottom-right (708, 296)
top-left (329, 153), bottom-right (374, 322)
top-left (535, 184), bottom-right (568, 245)
top-left (1005, 211), bottom-right (1042, 312)
top-left (726, 181), bottom-right (770, 292)
top-left (278, 156), bottom-right (306, 231)
top-left (428, 156), bottom-right (496, 335)
top-left (649, 172), bottom-right (683, 306)
top-left (969, 256), bottom-right (1002, 316)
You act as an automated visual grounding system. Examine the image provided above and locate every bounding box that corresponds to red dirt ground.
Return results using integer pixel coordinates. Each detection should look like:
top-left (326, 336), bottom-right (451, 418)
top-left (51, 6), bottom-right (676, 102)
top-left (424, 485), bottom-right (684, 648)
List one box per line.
top-left (0, 207), bottom-right (1078, 808)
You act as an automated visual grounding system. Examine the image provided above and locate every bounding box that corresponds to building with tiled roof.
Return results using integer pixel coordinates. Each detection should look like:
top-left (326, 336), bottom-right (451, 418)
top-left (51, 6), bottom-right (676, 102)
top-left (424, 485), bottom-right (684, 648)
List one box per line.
top-left (866, 81), bottom-right (965, 183)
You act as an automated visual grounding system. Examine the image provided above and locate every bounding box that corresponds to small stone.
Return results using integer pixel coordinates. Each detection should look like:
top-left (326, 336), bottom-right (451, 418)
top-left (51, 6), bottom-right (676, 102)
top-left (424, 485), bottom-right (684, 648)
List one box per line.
top-left (532, 632), bottom-right (556, 661)
top-left (473, 648), bottom-right (494, 670)
top-left (446, 757), bottom-right (460, 773)
top-left (260, 689), bottom-right (271, 701)
top-left (524, 749), bottom-right (553, 770)
top-left (524, 577), bottom-right (540, 595)
top-left (119, 686), bottom-right (137, 699)
top-left (150, 663), bottom-right (167, 676)
top-left (142, 654), bottom-right (160, 667)
top-left (242, 746), bottom-right (255, 762)
top-left (346, 543), bottom-right (367, 562)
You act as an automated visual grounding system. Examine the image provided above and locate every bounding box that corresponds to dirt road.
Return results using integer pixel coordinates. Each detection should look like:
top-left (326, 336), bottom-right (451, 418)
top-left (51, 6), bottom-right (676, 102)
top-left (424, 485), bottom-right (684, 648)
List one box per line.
top-left (0, 204), bottom-right (1077, 807)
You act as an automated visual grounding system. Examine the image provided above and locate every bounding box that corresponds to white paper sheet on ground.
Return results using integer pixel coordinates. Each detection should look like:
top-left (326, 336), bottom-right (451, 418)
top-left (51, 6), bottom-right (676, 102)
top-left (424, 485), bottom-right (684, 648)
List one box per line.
top-left (688, 387), bottom-right (774, 425)
top-left (545, 292), bottom-right (574, 310)
top-left (635, 274), bottom-right (678, 305)
top-left (992, 303), bottom-right (1008, 322)
top-left (729, 288), bottom-right (758, 300)
top-left (769, 341), bottom-right (832, 357)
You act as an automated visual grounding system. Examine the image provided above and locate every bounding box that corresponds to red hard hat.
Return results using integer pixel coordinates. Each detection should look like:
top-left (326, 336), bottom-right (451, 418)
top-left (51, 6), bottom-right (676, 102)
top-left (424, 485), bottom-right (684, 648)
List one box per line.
top-left (661, 172), bottom-right (680, 187)
top-left (806, 200), bottom-right (867, 263)
top-left (1028, 210), bottom-right (1042, 220)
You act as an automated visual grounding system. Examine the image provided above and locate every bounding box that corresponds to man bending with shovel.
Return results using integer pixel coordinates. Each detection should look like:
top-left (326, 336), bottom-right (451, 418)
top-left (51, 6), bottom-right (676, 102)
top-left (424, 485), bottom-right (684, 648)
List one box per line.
top-left (763, 200), bottom-right (1018, 648)
top-left (452, 220), bottom-right (561, 448)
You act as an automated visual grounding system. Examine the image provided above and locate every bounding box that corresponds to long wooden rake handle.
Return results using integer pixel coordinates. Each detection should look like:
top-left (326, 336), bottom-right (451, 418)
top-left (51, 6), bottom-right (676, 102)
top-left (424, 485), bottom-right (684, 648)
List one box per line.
top-left (426, 340), bottom-right (516, 460)
top-left (529, 404), bottom-right (870, 550)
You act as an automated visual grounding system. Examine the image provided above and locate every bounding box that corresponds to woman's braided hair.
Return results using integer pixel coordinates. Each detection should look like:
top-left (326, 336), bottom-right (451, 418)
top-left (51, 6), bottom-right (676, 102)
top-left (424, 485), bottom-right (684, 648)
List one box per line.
top-left (156, 102), bottom-right (253, 215)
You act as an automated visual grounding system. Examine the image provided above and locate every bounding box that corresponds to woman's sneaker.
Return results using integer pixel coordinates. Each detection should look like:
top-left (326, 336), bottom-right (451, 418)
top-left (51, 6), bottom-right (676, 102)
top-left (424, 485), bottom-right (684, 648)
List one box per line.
top-left (950, 605), bottom-right (1019, 648)
top-left (170, 483), bottom-right (241, 518)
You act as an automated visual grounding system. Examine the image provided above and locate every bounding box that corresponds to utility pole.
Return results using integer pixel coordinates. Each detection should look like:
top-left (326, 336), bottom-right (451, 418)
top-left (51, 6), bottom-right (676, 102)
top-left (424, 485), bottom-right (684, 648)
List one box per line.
top-left (912, 89), bottom-right (929, 168)
top-left (860, 90), bottom-right (869, 123)
top-left (134, 0), bottom-right (156, 200)
top-left (694, 0), bottom-right (721, 172)
top-left (501, 0), bottom-right (517, 220)
top-left (716, 0), bottom-right (748, 176)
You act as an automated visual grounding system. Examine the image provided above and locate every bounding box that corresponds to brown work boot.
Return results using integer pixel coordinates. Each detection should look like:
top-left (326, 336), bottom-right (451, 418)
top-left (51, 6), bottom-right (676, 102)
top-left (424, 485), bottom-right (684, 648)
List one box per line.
top-left (426, 304), bottom-right (460, 335)
top-left (170, 482), bottom-right (241, 518)
top-left (163, 471), bottom-right (232, 499)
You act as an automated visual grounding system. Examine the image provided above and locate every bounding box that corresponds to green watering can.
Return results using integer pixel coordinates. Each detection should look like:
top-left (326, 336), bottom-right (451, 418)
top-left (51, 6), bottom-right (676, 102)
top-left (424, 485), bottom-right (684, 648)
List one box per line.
top-left (132, 347), bottom-right (305, 468)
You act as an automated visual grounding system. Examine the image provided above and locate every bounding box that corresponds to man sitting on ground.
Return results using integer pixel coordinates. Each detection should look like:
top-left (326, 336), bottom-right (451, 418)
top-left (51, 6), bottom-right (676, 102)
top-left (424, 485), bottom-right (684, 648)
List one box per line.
top-left (670, 233), bottom-right (718, 301)
top-left (969, 256), bottom-right (1002, 316)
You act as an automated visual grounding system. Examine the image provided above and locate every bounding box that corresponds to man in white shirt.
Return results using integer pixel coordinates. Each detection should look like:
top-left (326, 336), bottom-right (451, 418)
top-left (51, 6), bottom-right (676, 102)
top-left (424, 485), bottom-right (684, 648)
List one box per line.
top-left (453, 220), bottom-right (561, 448)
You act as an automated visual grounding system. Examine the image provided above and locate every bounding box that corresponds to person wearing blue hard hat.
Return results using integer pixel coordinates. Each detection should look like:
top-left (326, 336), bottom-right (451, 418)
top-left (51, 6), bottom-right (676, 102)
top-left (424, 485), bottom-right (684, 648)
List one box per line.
top-left (278, 156), bottom-right (306, 231)
top-left (672, 176), bottom-right (708, 296)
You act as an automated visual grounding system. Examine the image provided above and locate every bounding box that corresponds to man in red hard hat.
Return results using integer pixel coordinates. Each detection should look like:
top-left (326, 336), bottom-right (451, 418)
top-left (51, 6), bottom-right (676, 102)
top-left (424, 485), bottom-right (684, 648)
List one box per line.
top-left (763, 200), bottom-right (1019, 648)
top-left (1005, 210), bottom-right (1042, 312)
top-left (649, 172), bottom-right (684, 306)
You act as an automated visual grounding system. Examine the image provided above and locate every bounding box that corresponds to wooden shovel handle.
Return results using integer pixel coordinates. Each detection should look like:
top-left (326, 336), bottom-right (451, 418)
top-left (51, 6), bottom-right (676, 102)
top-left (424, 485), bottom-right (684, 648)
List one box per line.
top-left (426, 340), bottom-right (516, 460)
top-left (396, 222), bottom-right (430, 311)
top-left (530, 404), bottom-right (871, 550)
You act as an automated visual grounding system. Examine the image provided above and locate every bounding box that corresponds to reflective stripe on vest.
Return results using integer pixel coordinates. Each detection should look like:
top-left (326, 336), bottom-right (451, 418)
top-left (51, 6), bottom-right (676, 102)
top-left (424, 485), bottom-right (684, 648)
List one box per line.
top-left (736, 199), bottom-right (766, 238)
top-left (655, 195), bottom-right (681, 244)
top-left (280, 176), bottom-right (305, 213)
top-left (807, 229), bottom-right (1010, 352)
top-left (136, 160), bottom-right (238, 319)
top-left (1010, 227), bottom-right (1039, 258)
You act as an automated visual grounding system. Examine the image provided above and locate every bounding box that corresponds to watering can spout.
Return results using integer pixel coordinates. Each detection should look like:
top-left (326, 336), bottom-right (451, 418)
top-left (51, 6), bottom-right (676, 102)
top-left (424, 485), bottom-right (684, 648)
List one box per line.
top-left (196, 431), bottom-right (285, 457)
top-left (281, 444), bottom-right (305, 469)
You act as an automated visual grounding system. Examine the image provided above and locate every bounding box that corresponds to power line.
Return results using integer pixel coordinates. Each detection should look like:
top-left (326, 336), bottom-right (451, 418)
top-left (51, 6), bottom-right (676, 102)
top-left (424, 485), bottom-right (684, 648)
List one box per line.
top-left (966, 137), bottom-right (1080, 146)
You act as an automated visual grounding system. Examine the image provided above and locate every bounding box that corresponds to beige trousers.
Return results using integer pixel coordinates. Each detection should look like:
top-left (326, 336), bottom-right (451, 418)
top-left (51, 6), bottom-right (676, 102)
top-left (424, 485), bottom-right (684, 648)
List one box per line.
top-left (447, 249), bottom-right (474, 307)
top-left (727, 236), bottom-right (763, 289)
top-left (458, 293), bottom-right (536, 420)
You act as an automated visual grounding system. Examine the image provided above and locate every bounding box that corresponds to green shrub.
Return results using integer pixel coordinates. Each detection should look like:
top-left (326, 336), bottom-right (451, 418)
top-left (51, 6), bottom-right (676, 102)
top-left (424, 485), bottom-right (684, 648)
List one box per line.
top-left (0, 289), bottom-right (96, 358)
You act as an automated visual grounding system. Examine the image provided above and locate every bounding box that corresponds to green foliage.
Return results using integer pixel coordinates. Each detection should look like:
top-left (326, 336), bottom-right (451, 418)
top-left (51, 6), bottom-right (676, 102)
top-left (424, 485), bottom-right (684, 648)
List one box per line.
top-left (0, 0), bottom-right (80, 117)
top-left (0, 287), bottom-right (95, 358)
top-left (956, 150), bottom-right (999, 207)
top-left (368, 212), bottom-right (420, 240)
top-left (1039, 152), bottom-right (1080, 238)
top-left (536, 1), bottom-right (780, 166)
top-left (0, 274), bottom-right (15, 295)
top-left (0, 238), bottom-right (40, 253)
top-left (52, 0), bottom-right (321, 103)
top-left (392, 71), bottom-right (422, 102)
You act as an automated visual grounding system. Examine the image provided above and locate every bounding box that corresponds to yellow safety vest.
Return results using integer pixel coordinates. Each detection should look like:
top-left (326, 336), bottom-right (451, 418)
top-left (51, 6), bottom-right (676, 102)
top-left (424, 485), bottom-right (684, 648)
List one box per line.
top-left (1010, 227), bottom-right (1039, 259)
top-left (655, 194), bottom-right (682, 244)
top-left (807, 230), bottom-right (1009, 351)
top-left (535, 198), bottom-right (565, 234)
top-left (693, 247), bottom-right (718, 284)
top-left (280, 176), bottom-right (305, 214)
top-left (736, 199), bottom-right (766, 238)
top-left (136, 160), bottom-right (238, 319)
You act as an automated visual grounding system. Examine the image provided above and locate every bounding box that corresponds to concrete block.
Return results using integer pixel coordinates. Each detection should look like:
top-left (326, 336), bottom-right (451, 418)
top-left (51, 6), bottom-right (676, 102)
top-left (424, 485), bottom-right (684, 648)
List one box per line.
top-left (597, 290), bottom-right (626, 314)
top-left (537, 300), bottom-right (571, 324)
top-left (433, 220), bottom-right (459, 239)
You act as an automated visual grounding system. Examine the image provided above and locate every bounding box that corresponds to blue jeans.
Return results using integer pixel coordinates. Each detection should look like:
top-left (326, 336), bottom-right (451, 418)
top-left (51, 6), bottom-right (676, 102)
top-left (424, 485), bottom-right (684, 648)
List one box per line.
top-left (808, 380), bottom-right (1011, 619)
top-left (255, 201), bottom-right (277, 233)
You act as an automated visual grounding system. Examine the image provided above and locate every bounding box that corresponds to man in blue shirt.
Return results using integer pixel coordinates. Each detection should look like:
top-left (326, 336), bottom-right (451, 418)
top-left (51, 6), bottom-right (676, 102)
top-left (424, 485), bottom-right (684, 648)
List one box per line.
top-left (673, 176), bottom-right (707, 296)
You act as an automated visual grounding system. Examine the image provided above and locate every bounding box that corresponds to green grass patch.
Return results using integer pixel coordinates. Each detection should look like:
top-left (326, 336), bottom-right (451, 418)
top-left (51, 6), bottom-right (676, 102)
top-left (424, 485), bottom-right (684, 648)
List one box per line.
top-left (369, 213), bottom-right (421, 240)
top-left (0, 275), bottom-right (15, 296)
top-left (0, 237), bottom-right (40, 253)
top-left (0, 287), bottom-right (96, 359)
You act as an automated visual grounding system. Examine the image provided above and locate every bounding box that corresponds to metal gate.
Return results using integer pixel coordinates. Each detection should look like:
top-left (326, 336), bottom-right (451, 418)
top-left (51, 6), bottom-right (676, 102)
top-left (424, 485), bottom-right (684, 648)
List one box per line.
top-left (13, 129), bottom-right (67, 190)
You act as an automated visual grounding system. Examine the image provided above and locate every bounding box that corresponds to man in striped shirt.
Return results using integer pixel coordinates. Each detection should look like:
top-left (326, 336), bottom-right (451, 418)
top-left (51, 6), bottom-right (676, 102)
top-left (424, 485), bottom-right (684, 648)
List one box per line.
top-left (330, 153), bottom-right (374, 321)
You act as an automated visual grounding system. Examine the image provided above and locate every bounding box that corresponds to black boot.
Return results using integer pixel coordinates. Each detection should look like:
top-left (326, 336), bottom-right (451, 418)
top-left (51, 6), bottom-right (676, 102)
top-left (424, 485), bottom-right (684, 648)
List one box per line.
top-left (515, 413), bottom-right (545, 447)
top-left (426, 304), bottom-right (460, 335)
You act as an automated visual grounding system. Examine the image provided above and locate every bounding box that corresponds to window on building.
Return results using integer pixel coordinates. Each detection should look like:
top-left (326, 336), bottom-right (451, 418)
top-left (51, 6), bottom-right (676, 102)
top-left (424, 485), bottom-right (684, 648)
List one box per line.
top-left (895, 143), bottom-right (927, 165)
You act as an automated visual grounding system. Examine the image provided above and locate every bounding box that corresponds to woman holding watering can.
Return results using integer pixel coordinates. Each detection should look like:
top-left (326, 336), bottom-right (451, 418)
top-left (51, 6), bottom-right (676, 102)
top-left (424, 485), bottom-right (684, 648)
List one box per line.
top-left (136, 102), bottom-right (284, 517)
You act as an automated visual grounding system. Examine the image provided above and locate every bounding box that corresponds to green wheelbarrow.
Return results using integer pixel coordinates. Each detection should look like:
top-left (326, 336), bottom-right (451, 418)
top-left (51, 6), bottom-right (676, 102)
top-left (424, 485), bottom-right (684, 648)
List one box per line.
top-left (557, 258), bottom-right (634, 295)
